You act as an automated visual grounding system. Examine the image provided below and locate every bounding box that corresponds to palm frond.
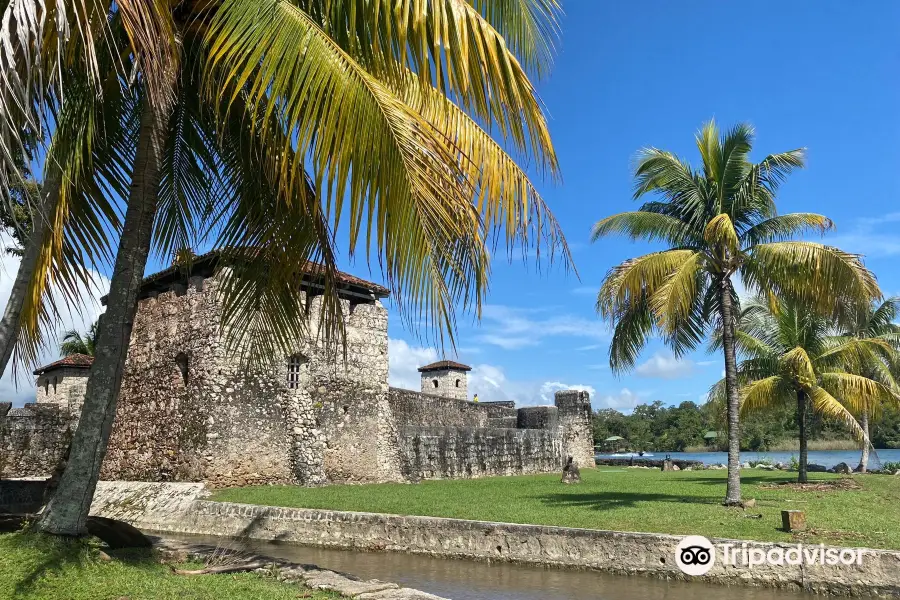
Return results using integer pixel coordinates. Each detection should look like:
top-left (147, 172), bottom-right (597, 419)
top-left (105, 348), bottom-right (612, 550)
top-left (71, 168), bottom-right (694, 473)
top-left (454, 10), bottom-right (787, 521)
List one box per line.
top-left (605, 292), bottom-right (654, 374)
top-left (742, 213), bottom-right (833, 245)
top-left (649, 251), bottom-right (703, 335)
top-left (392, 68), bottom-right (569, 263)
top-left (743, 242), bottom-right (881, 320)
top-left (807, 386), bottom-right (867, 442)
top-left (590, 211), bottom-right (698, 247)
top-left (466, 0), bottom-right (562, 79)
top-left (596, 249), bottom-right (696, 319)
top-left (204, 0), bottom-right (498, 346)
top-left (741, 375), bottom-right (787, 414)
top-left (303, 0), bottom-right (558, 169)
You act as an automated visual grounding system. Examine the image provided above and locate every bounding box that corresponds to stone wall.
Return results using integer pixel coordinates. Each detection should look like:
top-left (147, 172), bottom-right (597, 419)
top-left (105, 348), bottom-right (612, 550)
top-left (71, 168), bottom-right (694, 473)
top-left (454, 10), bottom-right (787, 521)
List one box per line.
top-left (1, 267), bottom-right (593, 487)
top-left (100, 271), bottom-right (393, 487)
top-left (555, 390), bottom-right (595, 469)
top-left (387, 388), bottom-right (489, 428)
top-left (102, 491), bottom-right (900, 598)
top-left (0, 402), bottom-right (73, 478)
top-left (398, 426), bottom-right (562, 479)
top-left (388, 389), bottom-right (592, 480)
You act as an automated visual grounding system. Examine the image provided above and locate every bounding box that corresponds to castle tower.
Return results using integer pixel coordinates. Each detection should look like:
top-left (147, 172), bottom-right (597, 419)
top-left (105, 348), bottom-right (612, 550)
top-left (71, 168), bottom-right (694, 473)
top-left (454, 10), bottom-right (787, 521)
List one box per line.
top-left (418, 360), bottom-right (471, 401)
top-left (555, 389), bottom-right (595, 469)
top-left (33, 354), bottom-right (93, 414)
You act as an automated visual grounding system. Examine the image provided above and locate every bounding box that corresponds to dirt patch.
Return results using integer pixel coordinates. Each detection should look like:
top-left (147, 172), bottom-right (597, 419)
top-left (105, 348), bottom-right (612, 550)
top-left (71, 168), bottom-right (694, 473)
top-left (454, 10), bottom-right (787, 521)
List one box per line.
top-left (760, 478), bottom-right (861, 492)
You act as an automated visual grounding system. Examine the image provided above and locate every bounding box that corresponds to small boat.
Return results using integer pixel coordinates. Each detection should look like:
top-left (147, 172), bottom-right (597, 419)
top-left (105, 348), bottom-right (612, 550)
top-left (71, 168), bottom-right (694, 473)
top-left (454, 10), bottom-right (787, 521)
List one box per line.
top-left (608, 452), bottom-right (655, 458)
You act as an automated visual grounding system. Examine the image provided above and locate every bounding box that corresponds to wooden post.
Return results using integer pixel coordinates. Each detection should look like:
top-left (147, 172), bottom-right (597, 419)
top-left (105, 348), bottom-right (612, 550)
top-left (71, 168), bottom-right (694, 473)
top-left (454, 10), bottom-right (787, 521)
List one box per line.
top-left (781, 510), bottom-right (806, 532)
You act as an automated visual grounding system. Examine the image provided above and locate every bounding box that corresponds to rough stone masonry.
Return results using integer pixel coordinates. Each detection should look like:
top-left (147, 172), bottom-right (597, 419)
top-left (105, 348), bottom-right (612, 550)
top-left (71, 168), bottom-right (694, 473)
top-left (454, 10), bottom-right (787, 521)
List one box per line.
top-left (0, 251), bottom-right (594, 487)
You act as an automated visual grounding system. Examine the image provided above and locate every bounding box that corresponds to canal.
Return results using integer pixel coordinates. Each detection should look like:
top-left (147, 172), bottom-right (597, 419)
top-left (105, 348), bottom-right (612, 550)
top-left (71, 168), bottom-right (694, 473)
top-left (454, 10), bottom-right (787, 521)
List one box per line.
top-left (166, 533), bottom-right (820, 600)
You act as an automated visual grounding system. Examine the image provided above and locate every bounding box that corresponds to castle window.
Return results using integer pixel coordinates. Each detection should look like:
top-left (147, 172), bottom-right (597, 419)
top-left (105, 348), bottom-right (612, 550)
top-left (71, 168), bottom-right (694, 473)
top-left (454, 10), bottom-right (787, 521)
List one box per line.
top-left (432, 379), bottom-right (439, 388)
top-left (287, 354), bottom-right (308, 389)
top-left (44, 379), bottom-right (49, 394)
top-left (175, 352), bottom-right (189, 385)
top-left (455, 379), bottom-right (461, 388)
top-left (52, 377), bottom-right (58, 393)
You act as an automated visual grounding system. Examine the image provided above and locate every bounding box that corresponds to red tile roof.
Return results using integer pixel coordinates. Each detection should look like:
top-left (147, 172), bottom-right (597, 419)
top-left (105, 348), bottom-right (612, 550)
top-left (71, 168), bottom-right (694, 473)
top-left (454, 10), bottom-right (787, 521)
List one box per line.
top-left (33, 353), bottom-right (94, 375)
top-left (141, 250), bottom-right (390, 298)
top-left (417, 360), bottom-right (472, 373)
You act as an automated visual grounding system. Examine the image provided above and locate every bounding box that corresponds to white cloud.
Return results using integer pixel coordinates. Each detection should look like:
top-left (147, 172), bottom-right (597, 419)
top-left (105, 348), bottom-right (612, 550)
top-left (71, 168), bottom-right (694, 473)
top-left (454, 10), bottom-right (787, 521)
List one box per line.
top-left (387, 338), bottom-right (438, 390)
top-left (634, 352), bottom-right (694, 379)
top-left (474, 304), bottom-right (607, 350)
top-left (822, 212), bottom-right (900, 258)
top-left (597, 388), bottom-right (649, 412)
top-left (0, 236), bottom-right (109, 406)
top-left (576, 344), bottom-right (603, 351)
top-left (570, 286), bottom-right (597, 296)
top-left (696, 359), bottom-right (718, 366)
top-left (468, 364), bottom-right (596, 407)
top-left (388, 337), bottom-right (597, 407)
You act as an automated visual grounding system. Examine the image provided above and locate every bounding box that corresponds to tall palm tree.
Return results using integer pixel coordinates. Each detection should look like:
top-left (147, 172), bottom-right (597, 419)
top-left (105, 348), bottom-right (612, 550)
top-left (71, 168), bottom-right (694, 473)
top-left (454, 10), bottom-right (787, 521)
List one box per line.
top-left (592, 121), bottom-right (880, 504)
top-left (724, 298), bottom-right (897, 482)
top-left (9, 1), bottom-right (569, 536)
top-left (59, 321), bottom-right (99, 357)
top-left (838, 298), bottom-right (900, 472)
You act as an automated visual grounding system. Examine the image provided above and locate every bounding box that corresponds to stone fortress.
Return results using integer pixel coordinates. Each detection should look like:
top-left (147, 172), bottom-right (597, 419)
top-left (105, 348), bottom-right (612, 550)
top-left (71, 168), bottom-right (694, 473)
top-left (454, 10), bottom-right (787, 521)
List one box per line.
top-left (0, 251), bottom-right (594, 487)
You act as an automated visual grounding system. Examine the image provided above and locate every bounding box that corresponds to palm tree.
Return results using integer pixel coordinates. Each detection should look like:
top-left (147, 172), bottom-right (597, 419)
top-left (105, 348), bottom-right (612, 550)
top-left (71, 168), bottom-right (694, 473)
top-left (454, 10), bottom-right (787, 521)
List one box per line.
top-left (838, 298), bottom-right (900, 472)
top-left (59, 322), bottom-right (99, 357)
top-left (10, 1), bottom-right (569, 536)
top-left (724, 298), bottom-right (897, 482)
top-left (592, 121), bottom-right (880, 504)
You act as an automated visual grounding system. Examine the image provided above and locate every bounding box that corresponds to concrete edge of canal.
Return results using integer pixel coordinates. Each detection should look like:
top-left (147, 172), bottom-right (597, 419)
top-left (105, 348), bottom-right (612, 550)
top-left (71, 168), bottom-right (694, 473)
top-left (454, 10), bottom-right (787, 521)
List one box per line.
top-left (66, 481), bottom-right (900, 598)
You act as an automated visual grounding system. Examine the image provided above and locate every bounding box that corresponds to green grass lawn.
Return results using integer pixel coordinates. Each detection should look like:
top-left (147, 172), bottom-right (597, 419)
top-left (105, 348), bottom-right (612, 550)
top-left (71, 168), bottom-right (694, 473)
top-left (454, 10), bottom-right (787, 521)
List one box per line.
top-left (0, 531), bottom-right (340, 600)
top-left (212, 467), bottom-right (900, 550)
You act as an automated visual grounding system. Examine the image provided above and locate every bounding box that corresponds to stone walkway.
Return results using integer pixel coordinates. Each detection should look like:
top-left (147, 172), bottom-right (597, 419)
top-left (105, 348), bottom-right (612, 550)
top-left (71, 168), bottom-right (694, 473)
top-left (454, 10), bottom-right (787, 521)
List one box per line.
top-left (153, 537), bottom-right (448, 600)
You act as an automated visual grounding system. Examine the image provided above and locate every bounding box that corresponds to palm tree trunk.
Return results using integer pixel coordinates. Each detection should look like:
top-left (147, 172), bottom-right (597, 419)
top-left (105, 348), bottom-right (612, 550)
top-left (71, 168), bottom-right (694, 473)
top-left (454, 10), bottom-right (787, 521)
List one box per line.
top-left (797, 389), bottom-right (808, 483)
top-left (857, 407), bottom-right (870, 473)
top-left (718, 276), bottom-right (742, 506)
top-left (0, 171), bottom-right (60, 375)
top-left (38, 93), bottom-right (169, 536)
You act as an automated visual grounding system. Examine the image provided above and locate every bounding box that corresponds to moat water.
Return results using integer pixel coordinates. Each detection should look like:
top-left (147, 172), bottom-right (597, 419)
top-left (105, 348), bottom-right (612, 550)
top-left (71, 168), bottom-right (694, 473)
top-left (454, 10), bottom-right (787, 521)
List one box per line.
top-left (167, 533), bottom-right (819, 600)
top-left (597, 449), bottom-right (900, 469)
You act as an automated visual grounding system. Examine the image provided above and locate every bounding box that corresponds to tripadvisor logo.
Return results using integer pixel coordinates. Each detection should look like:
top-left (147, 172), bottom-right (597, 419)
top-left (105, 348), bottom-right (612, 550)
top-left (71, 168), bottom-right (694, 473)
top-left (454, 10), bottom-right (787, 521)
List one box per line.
top-left (674, 535), bottom-right (870, 576)
top-left (675, 536), bottom-right (715, 576)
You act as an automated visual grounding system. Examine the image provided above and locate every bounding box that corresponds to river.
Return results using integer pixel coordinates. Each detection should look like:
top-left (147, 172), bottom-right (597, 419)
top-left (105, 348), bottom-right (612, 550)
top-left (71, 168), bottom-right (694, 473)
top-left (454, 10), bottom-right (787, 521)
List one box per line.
top-left (597, 449), bottom-right (900, 469)
top-left (167, 533), bottom-right (819, 600)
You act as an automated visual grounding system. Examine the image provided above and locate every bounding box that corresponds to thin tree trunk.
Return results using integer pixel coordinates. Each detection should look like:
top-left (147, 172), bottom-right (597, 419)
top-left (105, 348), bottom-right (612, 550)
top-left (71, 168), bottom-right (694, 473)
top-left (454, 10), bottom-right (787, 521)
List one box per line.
top-left (858, 407), bottom-right (869, 473)
top-left (797, 389), bottom-right (808, 483)
top-left (38, 94), bottom-right (169, 536)
top-left (0, 171), bottom-right (61, 374)
top-left (719, 276), bottom-right (742, 506)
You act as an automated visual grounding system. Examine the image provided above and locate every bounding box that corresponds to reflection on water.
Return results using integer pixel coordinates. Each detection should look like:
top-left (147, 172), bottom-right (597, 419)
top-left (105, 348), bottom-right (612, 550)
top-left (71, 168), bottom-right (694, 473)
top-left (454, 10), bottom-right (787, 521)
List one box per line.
top-left (165, 533), bottom-right (817, 600)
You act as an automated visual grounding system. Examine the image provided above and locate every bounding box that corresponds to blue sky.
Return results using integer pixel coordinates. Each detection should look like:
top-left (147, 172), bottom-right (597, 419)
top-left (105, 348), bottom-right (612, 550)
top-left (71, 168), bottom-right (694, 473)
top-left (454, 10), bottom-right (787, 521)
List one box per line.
top-left (388, 2), bottom-right (900, 410)
top-left (3, 3), bottom-right (900, 410)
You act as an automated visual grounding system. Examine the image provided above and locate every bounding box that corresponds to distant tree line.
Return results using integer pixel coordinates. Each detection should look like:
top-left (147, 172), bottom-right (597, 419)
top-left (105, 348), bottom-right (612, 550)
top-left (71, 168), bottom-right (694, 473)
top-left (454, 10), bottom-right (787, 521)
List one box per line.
top-left (593, 400), bottom-right (900, 453)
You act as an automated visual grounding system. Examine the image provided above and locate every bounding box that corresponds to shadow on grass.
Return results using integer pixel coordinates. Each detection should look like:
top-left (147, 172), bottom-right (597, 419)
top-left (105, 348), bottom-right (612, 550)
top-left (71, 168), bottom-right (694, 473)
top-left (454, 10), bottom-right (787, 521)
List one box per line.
top-left (536, 490), bottom-right (719, 511)
top-left (12, 533), bottom-right (91, 597)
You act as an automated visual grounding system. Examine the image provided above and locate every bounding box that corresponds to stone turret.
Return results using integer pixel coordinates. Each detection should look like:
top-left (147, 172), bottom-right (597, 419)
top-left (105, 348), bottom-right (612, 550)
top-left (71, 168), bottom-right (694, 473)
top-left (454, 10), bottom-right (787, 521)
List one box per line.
top-left (418, 360), bottom-right (471, 401)
top-left (33, 354), bottom-right (93, 414)
top-left (555, 390), bottom-right (595, 469)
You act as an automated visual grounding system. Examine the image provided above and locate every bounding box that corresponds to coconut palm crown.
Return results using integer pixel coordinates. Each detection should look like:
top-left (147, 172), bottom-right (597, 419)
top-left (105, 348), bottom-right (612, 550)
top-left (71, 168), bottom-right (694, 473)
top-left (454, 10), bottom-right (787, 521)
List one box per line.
top-left (716, 298), bottom-right (899, 482)
top-left (838, 297), bottom-right (900, 471)
top-left (592, 120), bottom-right (881, 504)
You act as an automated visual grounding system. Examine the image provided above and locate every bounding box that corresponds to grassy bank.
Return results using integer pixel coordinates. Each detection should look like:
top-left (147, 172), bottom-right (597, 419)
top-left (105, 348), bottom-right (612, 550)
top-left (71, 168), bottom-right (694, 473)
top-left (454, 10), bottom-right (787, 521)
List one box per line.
top-left (0, 532), bottom-right (339, 600)
top-left (213, 468), bottom-right (900, 550)
top-left (682, 439), bottom-right (860, 453)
